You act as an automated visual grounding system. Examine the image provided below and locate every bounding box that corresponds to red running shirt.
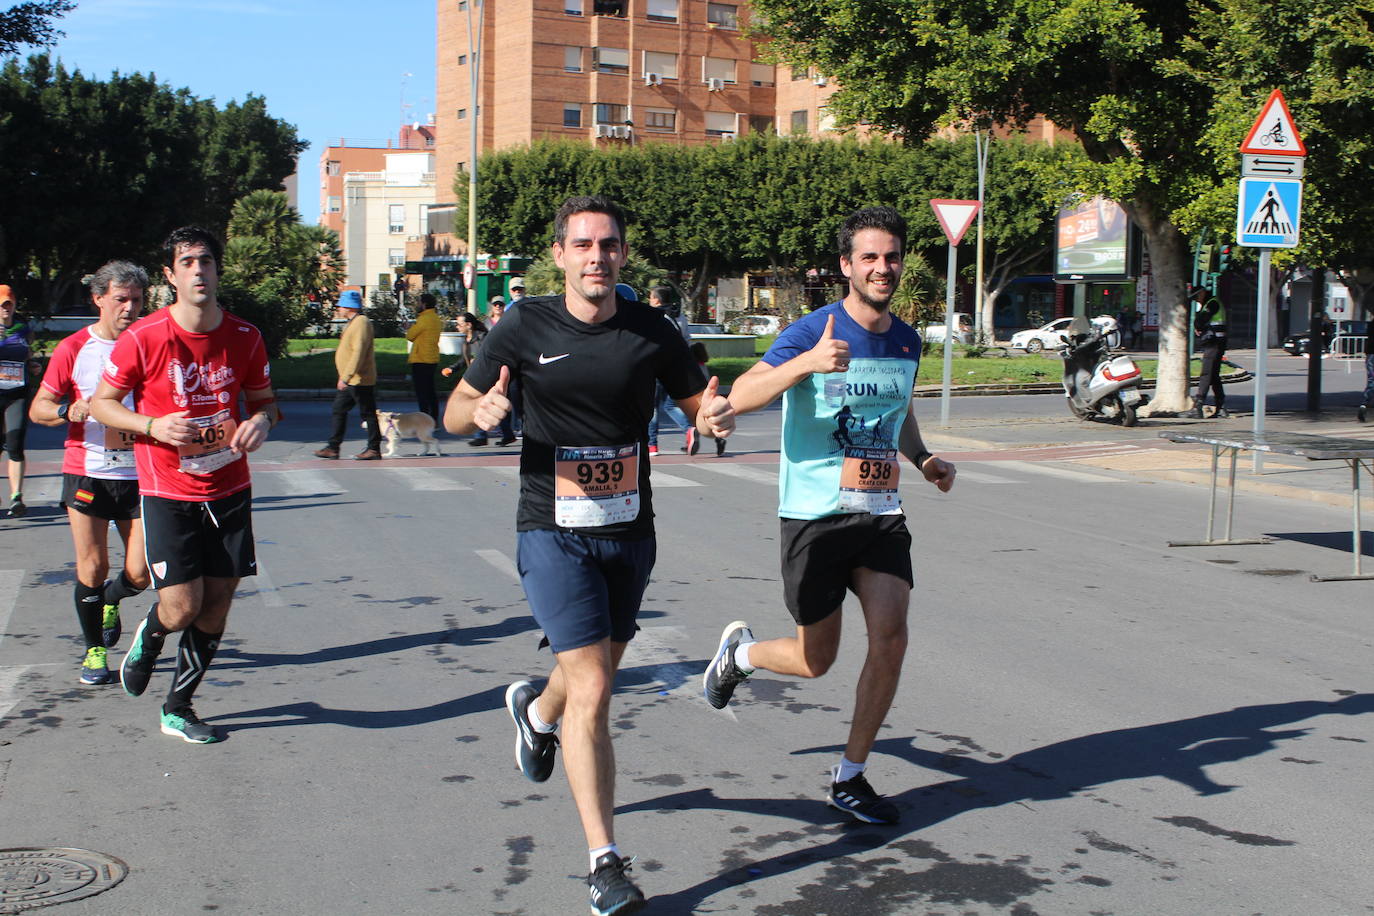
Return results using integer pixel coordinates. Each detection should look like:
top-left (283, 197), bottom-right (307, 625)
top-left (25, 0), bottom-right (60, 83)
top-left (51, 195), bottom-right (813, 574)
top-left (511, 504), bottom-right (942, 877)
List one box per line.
top-left (103, 309), bottom-right (271, 501)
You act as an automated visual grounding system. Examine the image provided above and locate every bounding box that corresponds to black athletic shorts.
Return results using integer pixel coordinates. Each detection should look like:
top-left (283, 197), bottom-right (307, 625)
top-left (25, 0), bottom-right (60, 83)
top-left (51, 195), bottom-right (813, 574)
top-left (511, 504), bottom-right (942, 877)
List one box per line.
top-left (780, 512), bottom-right (913, 626)
top-left (141, 489), bottom-right (256, 588)
top-left (62, 473), bottom-right (141, 521)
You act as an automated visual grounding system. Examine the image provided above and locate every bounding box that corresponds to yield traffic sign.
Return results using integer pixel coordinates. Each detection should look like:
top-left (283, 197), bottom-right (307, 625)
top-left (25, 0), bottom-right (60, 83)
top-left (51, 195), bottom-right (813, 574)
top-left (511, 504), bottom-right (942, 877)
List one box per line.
top-left (929, 199), bottom-right (980, 246)
top-left (1236, 177), bottom-right (1302, 248)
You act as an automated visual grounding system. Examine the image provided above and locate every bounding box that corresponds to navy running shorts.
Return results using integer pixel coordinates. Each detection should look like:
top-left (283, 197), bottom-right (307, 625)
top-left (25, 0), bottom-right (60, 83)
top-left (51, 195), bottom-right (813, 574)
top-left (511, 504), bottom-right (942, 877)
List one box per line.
top-left (780, 512), bottom-right (913, 626)
top-left (516, 529), bottom-right (656, 653)
top-left (141, 489), bottom-right (256, 588)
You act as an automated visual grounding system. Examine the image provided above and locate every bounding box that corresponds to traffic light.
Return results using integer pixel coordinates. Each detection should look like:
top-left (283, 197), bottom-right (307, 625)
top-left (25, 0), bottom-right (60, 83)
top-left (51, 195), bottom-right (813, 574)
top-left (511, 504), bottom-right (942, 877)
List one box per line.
top-left (1217, 244), bottom-right (1233, 274)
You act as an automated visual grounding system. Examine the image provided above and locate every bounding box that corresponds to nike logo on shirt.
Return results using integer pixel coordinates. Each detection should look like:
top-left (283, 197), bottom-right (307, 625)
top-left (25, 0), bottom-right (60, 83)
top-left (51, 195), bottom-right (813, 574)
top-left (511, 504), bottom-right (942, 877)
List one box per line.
top-left (538, 353), bottom-right (571, 364)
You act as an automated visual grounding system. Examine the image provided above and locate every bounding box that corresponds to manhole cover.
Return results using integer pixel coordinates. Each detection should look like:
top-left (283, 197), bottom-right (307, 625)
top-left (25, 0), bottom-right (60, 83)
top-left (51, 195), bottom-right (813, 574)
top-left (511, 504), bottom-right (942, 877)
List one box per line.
top-left (0, 848), bottom-right (127, 913)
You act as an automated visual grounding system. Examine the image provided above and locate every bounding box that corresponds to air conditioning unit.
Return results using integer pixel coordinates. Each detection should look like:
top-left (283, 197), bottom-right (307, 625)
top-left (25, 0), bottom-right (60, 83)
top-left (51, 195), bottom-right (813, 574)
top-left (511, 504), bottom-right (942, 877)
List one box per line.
top-left (611, 125), bottom-right (632, 139)
top-left (644, 72), bottom-right (662, 86)
top-left (594, 124), bottom-right (612, 138)
top-left (813, 76), bottom-right (828, 86)
top-left (717, 132), bottom-right (736, 141)
top-left (707, 77), bottom-right (724, 91)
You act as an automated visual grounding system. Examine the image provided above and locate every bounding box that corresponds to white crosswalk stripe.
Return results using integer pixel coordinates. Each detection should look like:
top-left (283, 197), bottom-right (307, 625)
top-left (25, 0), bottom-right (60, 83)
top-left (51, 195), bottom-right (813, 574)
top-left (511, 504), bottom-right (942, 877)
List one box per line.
top-left (648, 471), bottom-right (703, 488)
top-left (690, 463), bottom-right (779, 485)
top-left (0, 569), bottom-right (22, 651)
top-left (997, 460), bottom-right (1114, 483)
top-left (269, 470), bottom-right (343, 496)
top-left (387, 468), bottom-right (473, 491)
top-left (475, 549), bottom-right (519, 580)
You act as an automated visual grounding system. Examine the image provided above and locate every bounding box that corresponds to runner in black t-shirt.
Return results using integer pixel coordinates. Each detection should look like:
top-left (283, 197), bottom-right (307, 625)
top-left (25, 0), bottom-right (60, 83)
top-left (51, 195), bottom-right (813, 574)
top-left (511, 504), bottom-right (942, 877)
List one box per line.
top-left (444, 195), bottom-right (735, 915)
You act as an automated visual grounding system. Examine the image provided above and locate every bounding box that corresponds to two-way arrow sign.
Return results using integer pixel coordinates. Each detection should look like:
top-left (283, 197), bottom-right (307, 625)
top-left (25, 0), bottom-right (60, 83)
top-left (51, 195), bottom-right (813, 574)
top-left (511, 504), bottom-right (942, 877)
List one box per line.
top-left (1241, 154), bottom-right (1304, 179)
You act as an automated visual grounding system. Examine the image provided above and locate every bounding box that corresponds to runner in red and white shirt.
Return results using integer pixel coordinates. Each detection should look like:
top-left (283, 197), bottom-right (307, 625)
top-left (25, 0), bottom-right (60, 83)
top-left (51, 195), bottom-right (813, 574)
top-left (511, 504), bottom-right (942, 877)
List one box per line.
top-left (90, 227), bottom-right (280, 744)
top-left (30, 261), bottom-right (153, 686)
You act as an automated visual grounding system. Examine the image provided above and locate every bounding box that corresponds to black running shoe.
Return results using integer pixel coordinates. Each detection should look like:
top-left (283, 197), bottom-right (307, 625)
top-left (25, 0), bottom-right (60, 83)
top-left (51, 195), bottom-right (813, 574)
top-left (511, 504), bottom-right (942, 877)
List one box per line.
top-left (506, 680), bottom-right (558, 782)
top-left (119, 612), bottom-right (165, 698)
top-left (686, 427), bottom-right (700, 456)
top-left (587, 852), bottom-right (646, 916)
top-left (827, 766), bottom-right (900, 824)
top-left (7, 495), bottom-right (25, 518)
top-left (160, 706), bottom-right (220, 744)
top-left (1359, 405), bottom-right (1368, 424)
top-left (702, 620), bottom-right (752, 709)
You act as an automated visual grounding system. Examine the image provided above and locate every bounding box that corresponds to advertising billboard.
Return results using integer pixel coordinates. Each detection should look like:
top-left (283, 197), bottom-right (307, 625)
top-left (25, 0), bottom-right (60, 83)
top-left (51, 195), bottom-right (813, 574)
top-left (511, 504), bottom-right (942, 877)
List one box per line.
top-left (1055, 197), bottom-right (1134, 281)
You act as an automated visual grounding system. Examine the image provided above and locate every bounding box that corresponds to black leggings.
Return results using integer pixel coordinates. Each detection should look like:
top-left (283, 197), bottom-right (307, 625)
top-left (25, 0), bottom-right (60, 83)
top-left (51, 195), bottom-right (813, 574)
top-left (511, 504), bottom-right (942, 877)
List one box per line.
top-left (1, 387), bottom-right (28, 462)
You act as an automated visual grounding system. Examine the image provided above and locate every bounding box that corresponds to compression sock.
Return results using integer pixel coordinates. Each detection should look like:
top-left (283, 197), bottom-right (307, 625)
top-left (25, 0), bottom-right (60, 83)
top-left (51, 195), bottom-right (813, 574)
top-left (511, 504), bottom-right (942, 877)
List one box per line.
top-left (165, 626), bottom-right (221, 714)
top-left (74, 582), bottom-right (105, 649)
top-left (101, 571), bottom-right (145, 605)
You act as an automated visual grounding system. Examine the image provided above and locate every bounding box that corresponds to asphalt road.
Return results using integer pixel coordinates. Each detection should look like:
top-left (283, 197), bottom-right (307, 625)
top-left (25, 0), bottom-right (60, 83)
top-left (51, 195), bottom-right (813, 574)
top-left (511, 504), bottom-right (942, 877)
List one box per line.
top-left (2, 381), bottom-right (1372, 915)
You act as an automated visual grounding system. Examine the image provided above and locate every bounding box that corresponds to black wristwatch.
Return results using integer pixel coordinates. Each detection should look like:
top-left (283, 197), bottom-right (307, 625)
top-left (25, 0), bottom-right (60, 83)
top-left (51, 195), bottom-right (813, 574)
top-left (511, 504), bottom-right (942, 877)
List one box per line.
top-left (57, 403), bottom-right (68, 420)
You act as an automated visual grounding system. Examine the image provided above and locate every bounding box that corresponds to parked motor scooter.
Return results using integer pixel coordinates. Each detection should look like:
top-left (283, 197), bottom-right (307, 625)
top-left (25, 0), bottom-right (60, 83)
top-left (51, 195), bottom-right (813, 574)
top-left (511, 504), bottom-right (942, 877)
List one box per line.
top-left (1059, 316), bottom-right (1146, 426)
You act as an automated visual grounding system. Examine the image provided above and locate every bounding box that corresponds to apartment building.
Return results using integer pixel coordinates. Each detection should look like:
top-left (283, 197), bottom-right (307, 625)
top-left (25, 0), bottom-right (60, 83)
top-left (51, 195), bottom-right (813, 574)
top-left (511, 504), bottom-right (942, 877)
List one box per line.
top-left (435, 0), bottom-right (786, 205)
top-left (318, 122), bottom-right (437, 235)
top-left (342, 151), bottom-right (439, 294)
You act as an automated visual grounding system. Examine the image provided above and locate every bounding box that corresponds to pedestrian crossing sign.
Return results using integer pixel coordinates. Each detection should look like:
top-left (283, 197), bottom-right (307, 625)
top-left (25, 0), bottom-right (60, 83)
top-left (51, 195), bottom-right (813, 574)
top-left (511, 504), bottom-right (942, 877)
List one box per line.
top-left (1236, 177), bottom-right (1302, 248)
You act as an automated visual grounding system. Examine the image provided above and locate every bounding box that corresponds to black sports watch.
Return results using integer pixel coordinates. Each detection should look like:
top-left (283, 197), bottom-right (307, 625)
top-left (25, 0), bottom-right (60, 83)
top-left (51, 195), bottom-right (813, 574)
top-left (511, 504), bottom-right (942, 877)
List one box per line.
top-left (57, 403), bottom-right (69, 420)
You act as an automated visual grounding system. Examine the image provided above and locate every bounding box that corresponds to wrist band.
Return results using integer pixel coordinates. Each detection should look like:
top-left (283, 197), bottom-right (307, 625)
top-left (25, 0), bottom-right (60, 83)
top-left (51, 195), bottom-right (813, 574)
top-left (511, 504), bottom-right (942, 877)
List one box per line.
top-left (144, 417), bottom-right (154, 437)
top-left (913, 450), bottom-right (933, 469)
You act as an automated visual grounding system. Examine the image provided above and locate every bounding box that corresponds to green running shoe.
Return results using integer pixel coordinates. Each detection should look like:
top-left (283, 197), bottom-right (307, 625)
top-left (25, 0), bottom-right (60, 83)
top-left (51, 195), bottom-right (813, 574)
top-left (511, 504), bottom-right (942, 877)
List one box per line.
top-left (101, 604), bottom-right (122, 648)
top-left (80, 646), bottom-right (114, 686)
top-left (160, 707), bottom-right (220, 744)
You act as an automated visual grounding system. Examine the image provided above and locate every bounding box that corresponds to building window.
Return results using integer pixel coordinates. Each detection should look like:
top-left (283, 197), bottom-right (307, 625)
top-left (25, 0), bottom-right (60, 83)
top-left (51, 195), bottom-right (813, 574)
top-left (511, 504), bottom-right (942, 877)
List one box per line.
top-left (790, 110), bottom-right (808, 133)
top-left (389, 205), bottom-right (406, 234)
top-left (818, 107), bottom-right (836, 133)
top-left (703, 57), bottom-right (736, 84)
top-left (593, 47), bottom-right (629, 74)
top-left (645, 0), bottom-right (677, 21)
top-left (458, 108), bottom-right (467, 120)
top-left (564, 0), bottom-right (582, 13)
top-left (595, 103), bottom-right (628, 125)
top-left (327, 196), bottom-right (342, 213)
top-left (790, 66), bottom-right (808, 81)
top-left (705, 111), bottom-right (737, 136)
top-left (748, 115), bottom-right (774, 134)
top-left (326, 160), bottom-right (340, 176)
top-left (592, 0), bottom-right (625, 16)
top-left (643, 50), bottom-right (678, 80)
top-left (565, 46), bottom-right (583, 72)
top-left (750, 62), bottom-right (774, 87)
top-left (458, 0), bottom-right (466, 9)
top-left (458, 53), bottom-right (467, 66)
top-left (645, 108), bottom-right (676, 132)
top-left (389, 249), bottom-right (405, 267)
top-left (564, 104), bottom-right (582, 128)
top-left (706, 2), bottom-right (737, 29)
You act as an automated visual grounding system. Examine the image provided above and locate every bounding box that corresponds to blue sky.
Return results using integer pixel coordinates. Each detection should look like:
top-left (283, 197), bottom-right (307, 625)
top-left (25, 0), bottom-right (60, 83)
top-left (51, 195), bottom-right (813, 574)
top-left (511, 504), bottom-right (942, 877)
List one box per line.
top-left (45, 0), bottom-right (437, 223)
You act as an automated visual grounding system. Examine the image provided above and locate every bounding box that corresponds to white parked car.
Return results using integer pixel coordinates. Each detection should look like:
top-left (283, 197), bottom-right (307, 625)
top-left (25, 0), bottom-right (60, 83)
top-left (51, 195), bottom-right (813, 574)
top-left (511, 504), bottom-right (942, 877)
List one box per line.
top-left (922, 313), bottom-right (974, 345)
top-left (725, 314), bottom-right (783, 335)
top-left (1010, 315), bottom-right (1117, 353)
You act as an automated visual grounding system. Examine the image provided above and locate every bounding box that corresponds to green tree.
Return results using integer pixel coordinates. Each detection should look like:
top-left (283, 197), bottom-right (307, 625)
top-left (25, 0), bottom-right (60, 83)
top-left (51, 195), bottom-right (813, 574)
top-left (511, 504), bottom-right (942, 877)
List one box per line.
top-left (0, 0), bottom-right (73, 56)
top-left (750, 0), bottom-right (1374, 410)
top-left (221, 191), bottom-right (345, 356)
top-left (0, 54), bottom-right (304, 309)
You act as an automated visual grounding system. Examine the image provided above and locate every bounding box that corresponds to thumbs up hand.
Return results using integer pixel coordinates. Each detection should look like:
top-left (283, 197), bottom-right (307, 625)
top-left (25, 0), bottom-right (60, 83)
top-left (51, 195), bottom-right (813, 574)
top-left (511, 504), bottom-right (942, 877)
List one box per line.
top-left (474, 365), bottom-right (512, 431)
top-left (809, 313), bottom-right (851, 374)
top-left (697, 375), bottom-right (735, 439)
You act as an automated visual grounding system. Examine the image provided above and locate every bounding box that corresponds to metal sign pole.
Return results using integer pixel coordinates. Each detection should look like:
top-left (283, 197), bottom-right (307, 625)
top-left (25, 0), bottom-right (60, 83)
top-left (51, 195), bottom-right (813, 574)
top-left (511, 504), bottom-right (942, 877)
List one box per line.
top-left (940, 242), bottom-right (957, 425)
top-left (1252, 248), bottom-right (1271, 472)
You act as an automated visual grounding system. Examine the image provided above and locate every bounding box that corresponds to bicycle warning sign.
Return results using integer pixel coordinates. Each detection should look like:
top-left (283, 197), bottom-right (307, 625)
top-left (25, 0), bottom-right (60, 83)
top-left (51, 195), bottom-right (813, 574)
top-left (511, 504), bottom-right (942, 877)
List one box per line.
top-left (1239, 89), bottom-right (1307, 157)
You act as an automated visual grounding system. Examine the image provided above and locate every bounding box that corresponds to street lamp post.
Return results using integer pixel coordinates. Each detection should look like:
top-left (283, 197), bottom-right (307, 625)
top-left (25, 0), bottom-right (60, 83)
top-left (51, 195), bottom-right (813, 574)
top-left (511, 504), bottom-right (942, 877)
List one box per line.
top-left (465, 0), bottom-right (486, 316)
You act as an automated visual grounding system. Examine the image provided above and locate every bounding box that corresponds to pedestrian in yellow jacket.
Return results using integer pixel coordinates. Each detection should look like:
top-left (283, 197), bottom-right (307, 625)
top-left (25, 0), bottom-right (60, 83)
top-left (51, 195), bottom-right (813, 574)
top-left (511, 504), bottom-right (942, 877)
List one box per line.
top-left (406, 293), bottom-right (442, 420)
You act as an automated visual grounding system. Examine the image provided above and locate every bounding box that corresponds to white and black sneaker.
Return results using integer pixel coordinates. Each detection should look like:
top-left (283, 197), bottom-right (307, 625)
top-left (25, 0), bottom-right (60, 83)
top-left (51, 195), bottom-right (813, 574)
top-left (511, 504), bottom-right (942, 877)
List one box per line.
top-left (505, 680), bottom-right (557, 782)
top-left (702, 620), bottom-right (753, 709)
top-left (587, 852), bottom-right (646, 915)
top-left (827, 765), bottom-right (900, 824)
